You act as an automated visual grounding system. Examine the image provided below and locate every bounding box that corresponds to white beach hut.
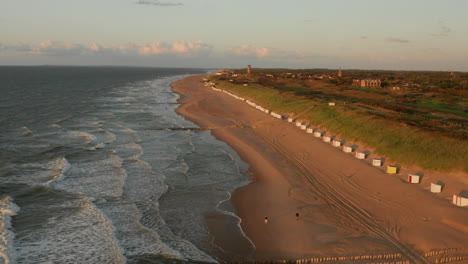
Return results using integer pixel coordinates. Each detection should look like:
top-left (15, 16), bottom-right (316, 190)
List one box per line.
top-left (270, 112), bottom-right (282, 119)
top-left (452, 194), bottom-right (468, 207)
top-left (355, 152), bottom-right (366, 159)
top-left (300, 125), bottom-right (307, 130)
top-left (288, 117), bottom-right (294, 123)
top-left (332, 140), bottom-right (342, 147)
top-left (314, 131), bottom-right (323, 138)
top-left (372, 158), bottom-right (382, 167)
top-left (295, 121), bottom-right (303, 127)
top-left (323, 136), bottom-right (332, 143)
top-left (430, 183), bottom-right (443, 193)
top-left (306, 128), bottom-right (314, 134)
top-left (328, 102), bottom-right (336, 106)
top-left (407, 174), bottom-right (420, 184)
top-left (343, 146), bottom-right (353, 153)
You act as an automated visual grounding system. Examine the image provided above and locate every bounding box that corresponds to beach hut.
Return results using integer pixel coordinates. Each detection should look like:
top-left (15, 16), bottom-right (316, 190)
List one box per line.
top-left (264, 109), bottom-right (270, 114)
top-left (452, 194), bottom-right (468, 207)
top-left (306, 128), bottom-right (314, 134)
top-left (355, 152), bottom-right (366, 159)
top-left (372, 158), bottom-right (382, 167)
top-left (343, 146), bottom-right (353, 153)
top-left (314, 131), bottom-right (323, 138)
top-left (430, 183), bottom-right (443, 193)
top-left (270, 112), bottom-right (282, 119)
top-left (328, 102), bottom-right (336, 106)
top-left (323, 136), bottom-right (332, 143)
top-left (387, 165), bottom-right (398, 174)
top-left (300, 125), bottom-right (307, 130)
top-left (295, 121), bottom-right (303, 127)
top-left (332, 140), bottom-right (342, 147)
top-left (288, 117), bottom-right (294, 123)
top-left (407, 174), bottom-right (420, 184)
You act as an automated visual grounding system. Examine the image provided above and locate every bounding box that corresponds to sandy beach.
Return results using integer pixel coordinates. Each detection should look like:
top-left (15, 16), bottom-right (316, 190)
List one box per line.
top-left (172, 75), bottom-right (468, 263)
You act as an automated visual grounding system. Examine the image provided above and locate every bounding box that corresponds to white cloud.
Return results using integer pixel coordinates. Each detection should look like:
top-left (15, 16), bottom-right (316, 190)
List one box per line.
top-left (431, 22), bottom-right (452, 37)
top-left (134, 0), bottom-right (183, 6)
top-left (228, 44), bottom-right (304, 59)
top-left (138, 41), bottom-right (212, 55)
top-left (385, 37), bottom-right (410, 44)
top-left (24, 40), bottom-right (88, 56)
top-left (2, 40), bottom-right (212, 57)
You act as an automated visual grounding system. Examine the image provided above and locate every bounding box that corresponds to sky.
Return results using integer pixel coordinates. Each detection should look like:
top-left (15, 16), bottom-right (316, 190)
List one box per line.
top-left (1, 0), bottom-right (468, 70)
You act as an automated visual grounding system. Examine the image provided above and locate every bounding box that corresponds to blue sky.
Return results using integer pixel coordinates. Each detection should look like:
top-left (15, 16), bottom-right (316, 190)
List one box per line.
top-left (1, 0), bottom-right (467, 70)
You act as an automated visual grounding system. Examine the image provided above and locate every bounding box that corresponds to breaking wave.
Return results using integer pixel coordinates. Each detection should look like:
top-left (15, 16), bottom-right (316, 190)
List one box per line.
top-left (0, 196), bottom-right (20, 264)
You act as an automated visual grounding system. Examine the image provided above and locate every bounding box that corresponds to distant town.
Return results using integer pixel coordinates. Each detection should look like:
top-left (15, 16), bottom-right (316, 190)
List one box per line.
top-left (211, 66), bottom-right (467, 141)
top-left (215, 66), bottom-right (468, 91)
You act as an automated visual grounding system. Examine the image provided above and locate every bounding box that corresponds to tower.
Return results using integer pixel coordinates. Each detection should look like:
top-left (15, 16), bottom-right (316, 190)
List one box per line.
top-left (247, 65), bottom-right (252, 74)
top-left (338, 67), bottom-right (342, 78)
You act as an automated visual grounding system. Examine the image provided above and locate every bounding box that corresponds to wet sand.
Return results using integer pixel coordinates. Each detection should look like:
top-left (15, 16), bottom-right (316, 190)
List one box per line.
top-left (172, 75), bottom-right (468, 263)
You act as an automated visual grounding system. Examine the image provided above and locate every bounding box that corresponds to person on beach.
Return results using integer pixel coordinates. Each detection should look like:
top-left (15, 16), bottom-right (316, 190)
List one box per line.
top-left (264, 216), bottom-right (268, 224)
top-left (296, 212), bottom-right (299, 220)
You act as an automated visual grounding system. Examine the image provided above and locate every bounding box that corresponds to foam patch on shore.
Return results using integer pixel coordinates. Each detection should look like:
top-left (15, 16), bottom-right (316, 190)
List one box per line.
top-left (0, 196), bottom-right (20, 264)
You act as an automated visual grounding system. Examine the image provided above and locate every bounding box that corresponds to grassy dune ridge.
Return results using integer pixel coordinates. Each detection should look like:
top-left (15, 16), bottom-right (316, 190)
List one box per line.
top-left (216, 81), bottom-right (468, 172)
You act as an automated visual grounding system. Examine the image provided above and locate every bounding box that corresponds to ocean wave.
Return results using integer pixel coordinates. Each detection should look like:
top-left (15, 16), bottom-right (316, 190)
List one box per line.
top-left (96, 199), bottom-right (182, 260)
top-left (44, 157), bottom-right (71, 185)
top-left (49, 124), bottom-right (62, 129)
top-left (54, 155), bottom-right (127, 198)
top-left (138, 200), bottom-right (218, 263)
top-left (88, 130), bottom-right (117, 150)
top-left (15, 195), bottom-right (126, 264)
top-left (107, 124), bottom-right (142, 144)
top-left (121, 158), bottom-right (167, 203)
top-left (1, 157), bottom-right (71, 186)
top-left (113, 143), bottom-right (143, 160)
top-left (59, 131), bottom-right (96, 145)
top-left (0, 196), bottom-right (20, 264)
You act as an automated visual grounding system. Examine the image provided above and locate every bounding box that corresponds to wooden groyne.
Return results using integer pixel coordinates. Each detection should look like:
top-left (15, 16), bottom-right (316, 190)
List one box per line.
top-left (229, 253), bottom-right (406, 264)
top-left (424, 248), bottom-right (468, 257)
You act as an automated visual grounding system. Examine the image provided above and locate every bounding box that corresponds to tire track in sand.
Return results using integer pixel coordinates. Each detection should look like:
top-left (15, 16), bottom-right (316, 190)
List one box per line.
top-left (249, 127), bottom-right (429, 264)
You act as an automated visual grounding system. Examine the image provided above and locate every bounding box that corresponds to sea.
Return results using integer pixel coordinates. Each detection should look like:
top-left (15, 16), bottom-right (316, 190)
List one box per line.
top-left (0, 66), bottom-right (254, 264)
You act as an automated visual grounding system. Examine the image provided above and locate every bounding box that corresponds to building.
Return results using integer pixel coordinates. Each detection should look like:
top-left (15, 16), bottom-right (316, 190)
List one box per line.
top-left (247, 65), bottom-right (252, 74)
top-left (352, 79), bottom-right (381, 88)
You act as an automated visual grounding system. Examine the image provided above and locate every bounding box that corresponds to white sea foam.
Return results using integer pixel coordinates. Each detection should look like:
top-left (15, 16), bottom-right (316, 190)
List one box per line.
top-left (97, 200), bottom-right (182, 260)
top-left (15, 197), bottom-right (126, 264)
top-left (43, 157), bottom-right (71, 185)
top-left (58, 131), bottom-right (96, 145)
top-left (2, 157), bottom-right (71, 186)
top-left (55, 155), bottom-right (126, 198)
top-left (113, 143), bottom-right (143, 160)
top-left (0, 196), bottom-right (20, 264)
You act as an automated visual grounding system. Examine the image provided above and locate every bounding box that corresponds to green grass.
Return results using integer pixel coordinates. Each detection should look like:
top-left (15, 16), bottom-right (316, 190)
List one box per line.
top-left (416, 102), bottom-right (468, 118)
top-left (273, 86), bottom-right (306, 92)
top-left (219, 81), bottom-right (468, 172)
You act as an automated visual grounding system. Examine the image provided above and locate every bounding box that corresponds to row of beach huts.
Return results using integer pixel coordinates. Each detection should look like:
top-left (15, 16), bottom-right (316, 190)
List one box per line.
top-left (204, 80), bottom-right (468, 207)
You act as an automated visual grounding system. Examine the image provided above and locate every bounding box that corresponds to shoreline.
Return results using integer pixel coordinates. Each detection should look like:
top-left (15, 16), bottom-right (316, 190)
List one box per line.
top-left (171, 75), bottom-right (468, 262)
